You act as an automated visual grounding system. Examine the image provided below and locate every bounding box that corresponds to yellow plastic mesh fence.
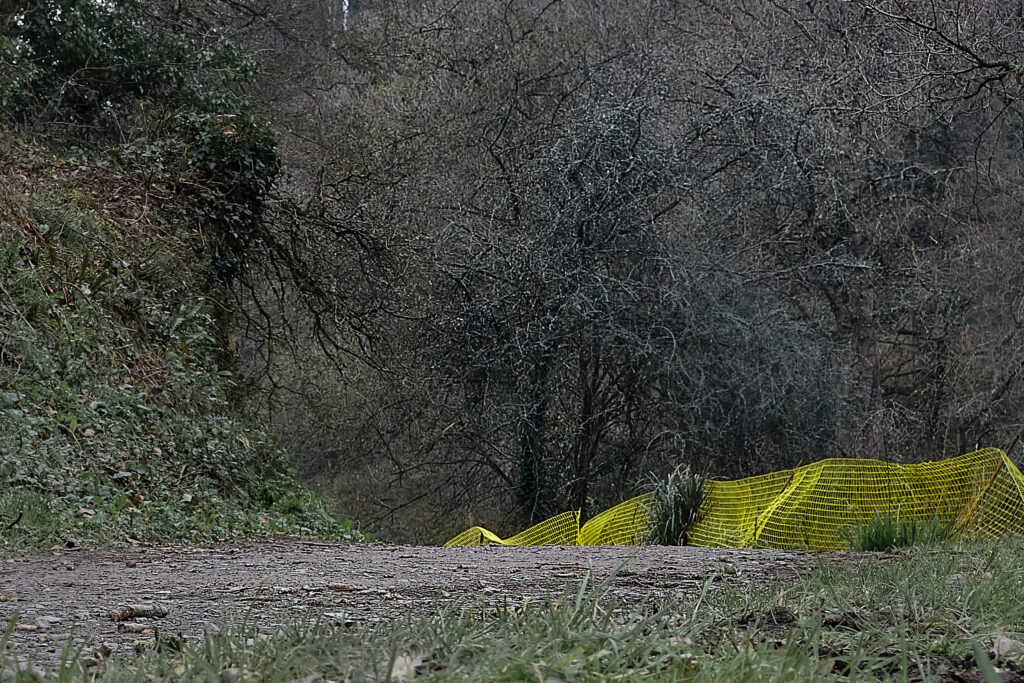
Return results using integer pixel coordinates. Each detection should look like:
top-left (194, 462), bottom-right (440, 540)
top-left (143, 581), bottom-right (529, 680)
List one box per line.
top-left (691, 448), bottom-right (1024, 549)
top-left (577, 494), bottom-right (653, 546)
top-left (505, 510), bottom-right (580, 546)
top-left (442, 449), bottom-right (1024, 549)
top-left (443, 510), bottom-right (580, 547)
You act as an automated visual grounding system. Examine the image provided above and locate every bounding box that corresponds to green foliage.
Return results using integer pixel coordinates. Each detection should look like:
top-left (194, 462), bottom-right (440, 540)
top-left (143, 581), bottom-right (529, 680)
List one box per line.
top-left (2, 0), bottom-right (258, 127)
top-left (0, 0), bottom-right (289, 551)
top-left (181, 113), bottom-right (280, 286)
top-left (645, 466), bottom-right (705, 546)
top-left (1, 0), bottom-right (280, 291)
top-left (0, 143), bottom-right (357, 551)
top-left (842, 511), bottom-right (953, 552)
top-left (0, 34), bottom-right (38, 109)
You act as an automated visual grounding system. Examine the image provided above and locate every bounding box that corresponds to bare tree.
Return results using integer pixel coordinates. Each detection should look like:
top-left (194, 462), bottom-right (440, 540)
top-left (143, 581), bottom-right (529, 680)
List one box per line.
top-left (226, 0), bottom-right (1024, 539)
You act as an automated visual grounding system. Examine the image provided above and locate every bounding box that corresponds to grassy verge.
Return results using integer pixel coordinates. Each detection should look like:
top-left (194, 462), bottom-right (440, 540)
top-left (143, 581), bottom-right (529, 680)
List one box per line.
top-left (5, 537), bottom-right (1023, 681)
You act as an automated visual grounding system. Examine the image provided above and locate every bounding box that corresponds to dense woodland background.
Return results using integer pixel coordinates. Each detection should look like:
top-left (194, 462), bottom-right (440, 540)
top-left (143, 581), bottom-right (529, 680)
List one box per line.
top-left (3, 0), bottom-right (1024, 543)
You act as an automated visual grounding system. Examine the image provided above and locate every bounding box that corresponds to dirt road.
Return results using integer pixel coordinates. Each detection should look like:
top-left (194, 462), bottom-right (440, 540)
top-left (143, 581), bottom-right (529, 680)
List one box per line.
top-left (1, 540), bottom-right (819, 667)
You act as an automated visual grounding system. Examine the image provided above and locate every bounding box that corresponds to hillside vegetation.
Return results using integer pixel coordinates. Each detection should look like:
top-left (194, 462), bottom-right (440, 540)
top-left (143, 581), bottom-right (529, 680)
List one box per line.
top-left (0, 1), bottom-right (358, 550)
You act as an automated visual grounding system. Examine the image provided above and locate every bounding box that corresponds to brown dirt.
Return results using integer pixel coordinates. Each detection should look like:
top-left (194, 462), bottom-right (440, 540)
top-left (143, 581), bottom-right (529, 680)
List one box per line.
top-left (1, 539), bottom-right (819, 667)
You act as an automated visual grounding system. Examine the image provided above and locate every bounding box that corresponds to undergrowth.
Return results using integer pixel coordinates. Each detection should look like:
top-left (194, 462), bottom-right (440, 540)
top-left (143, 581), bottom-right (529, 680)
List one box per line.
top-left (0, 141), bottom-right (360, 551)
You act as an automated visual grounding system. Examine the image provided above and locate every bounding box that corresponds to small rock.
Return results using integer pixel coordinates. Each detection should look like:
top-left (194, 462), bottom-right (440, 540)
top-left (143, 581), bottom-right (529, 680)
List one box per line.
top-left (220, 667), bottom-right (243, 683)
top-left (83, 642), bottom-right (113, 664)
top-left (822, 612), bottom-right (853, 628)
top-left (157, 634), bottom-right (186, 652)
top-left (325, 613), bottom-right (357, 627)
top-left (992, 635), bottom-right (1024, 660)
top-left (764, 606), bottom-right (796, 625)
top-left (389, 647), bottom-right (429, 682)
top-left (327, 582), bottom-right (367, 592)
top-left (17, 662), bottom-right (46, 680)
top-left (109, 603), bottom-right (169, 621)
top-left (33, 616), bottom-right (61, 629)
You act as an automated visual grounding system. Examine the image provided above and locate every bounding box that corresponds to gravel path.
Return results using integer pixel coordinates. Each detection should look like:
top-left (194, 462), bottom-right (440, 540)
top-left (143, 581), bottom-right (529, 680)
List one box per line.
top-left (1, 539), bottom-right (821, 668)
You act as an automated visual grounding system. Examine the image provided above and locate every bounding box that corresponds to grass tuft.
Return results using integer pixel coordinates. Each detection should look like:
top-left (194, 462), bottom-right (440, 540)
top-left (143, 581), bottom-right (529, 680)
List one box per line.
top-left (842, 511), bottom-right (953, 551)
top-left (645, 465), bottom-right (705, 545)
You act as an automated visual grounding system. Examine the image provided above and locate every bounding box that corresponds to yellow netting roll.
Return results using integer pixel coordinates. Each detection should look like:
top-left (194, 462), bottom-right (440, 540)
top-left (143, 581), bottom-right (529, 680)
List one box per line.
top-left (505, 510), bottom-right (580, 546)
top-left (687, 468), bottom-right (793, 548)
top-left (442, 525), bottom-right (507, 547)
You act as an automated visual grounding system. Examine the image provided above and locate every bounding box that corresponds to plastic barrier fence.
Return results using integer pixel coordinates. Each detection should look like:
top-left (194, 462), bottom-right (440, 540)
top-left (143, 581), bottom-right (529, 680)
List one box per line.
top-left (444, 510), bottom-right (580, 547)
top-left (577, 494), bottom-right (652, 546)
top-left (443, 448), bottom-right (1024, 550)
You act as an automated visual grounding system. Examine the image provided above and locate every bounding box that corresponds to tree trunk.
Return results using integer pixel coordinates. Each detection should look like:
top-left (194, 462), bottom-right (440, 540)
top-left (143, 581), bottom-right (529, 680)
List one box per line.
top-left (518, 351), bottom-right (555, 523)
